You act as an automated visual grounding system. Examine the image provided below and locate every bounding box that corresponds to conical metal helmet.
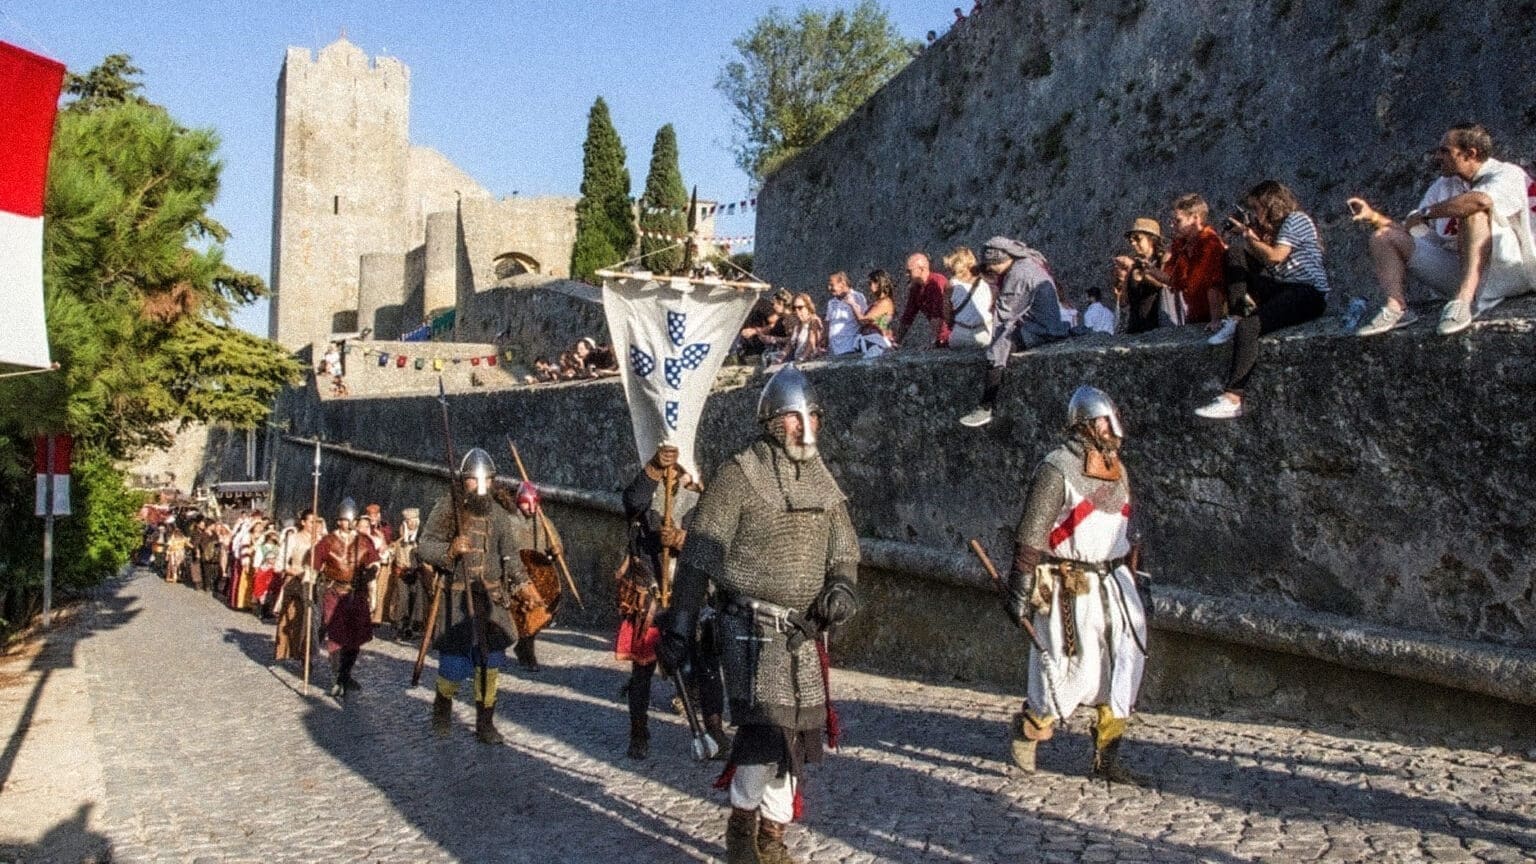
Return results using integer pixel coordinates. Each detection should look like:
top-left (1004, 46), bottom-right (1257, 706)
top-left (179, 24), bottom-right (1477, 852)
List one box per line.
top-left (337, 496), bottom-right (359, 522)
top-left (756, 363), bottom-right (822, 445)
top-left (1067, 385), bottom-right (1124, 439)
top-left (459, 447), bottom-right (496, 496)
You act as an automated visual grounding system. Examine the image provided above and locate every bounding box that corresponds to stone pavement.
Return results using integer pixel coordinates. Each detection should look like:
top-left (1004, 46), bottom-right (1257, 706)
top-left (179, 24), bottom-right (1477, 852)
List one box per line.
top-left (1, 570), bottom-right (1533, 863)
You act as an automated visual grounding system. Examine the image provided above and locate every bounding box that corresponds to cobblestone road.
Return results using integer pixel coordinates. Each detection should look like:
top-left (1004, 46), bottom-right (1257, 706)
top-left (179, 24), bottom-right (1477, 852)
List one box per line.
top-left (3, 570), bottom-right (1534, 863)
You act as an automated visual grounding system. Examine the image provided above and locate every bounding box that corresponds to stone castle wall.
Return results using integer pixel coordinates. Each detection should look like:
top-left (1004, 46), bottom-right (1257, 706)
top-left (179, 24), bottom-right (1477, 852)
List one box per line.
top-left (754, 0), bottom-right (1536, 318)
top-left (269, 40), bottom-right (410, 349)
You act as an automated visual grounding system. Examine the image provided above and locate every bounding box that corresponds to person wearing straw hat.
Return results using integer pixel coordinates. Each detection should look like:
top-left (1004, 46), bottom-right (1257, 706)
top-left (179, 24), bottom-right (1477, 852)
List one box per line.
top-left (1114, 217), bottom-right (1184, 334)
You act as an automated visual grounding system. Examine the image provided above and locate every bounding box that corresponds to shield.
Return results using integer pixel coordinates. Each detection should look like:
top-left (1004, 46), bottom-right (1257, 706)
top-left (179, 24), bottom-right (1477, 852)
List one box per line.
top-left (513, 548), bottom-right (562, 638)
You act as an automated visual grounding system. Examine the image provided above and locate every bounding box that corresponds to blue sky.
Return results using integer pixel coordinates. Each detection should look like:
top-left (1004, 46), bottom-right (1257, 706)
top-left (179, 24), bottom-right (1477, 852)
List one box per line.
top-left (1, 1), bottom-right (952, 336)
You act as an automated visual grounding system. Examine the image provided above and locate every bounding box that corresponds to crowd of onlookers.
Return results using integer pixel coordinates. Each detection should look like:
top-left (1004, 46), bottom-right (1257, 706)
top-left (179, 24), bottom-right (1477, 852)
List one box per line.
top-left (742, 123), bottom-right (1534, 425)
top-left (523, 336), bottom-right (620, 384)
top-left (316, 341), bottom-right (348, 397)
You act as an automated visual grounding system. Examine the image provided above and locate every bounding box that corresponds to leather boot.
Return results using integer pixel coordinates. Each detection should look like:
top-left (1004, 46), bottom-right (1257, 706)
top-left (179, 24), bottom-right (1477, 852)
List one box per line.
top-left (1090, 710), bottom-right (1144, 786)
top-left (626, 716), bottom-right (649, 760)
top-left (430, 693), bottom-right (452, 737)
top-left (756, 817), bottom-right (799, 864)
top-left (725, 807), bottom-right (761, 864)
top-left (1010, 710), bottom-right (1049, 772)
top-left (475, 703), bottom-right (504, 745)
top-left (704, 713), bottom-right (730, 761)
top-left (513, 637), bottom-right (540, 671)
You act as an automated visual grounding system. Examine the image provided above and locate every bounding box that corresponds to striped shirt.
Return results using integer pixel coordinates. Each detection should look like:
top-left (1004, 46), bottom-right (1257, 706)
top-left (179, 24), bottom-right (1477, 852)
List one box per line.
top-left (1269, 211), bottom-right (1329, 292)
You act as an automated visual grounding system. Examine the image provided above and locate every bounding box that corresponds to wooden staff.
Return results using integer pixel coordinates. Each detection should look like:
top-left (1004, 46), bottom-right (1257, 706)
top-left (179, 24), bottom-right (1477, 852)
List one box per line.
top-left (506, 439), bottom-right (585, 609)
top-left (410, 568), bottom-right (443, 687)
top-left (302, 441), bottom-right (320, 695)
top-left (659, 471), bottom-right (675, 608)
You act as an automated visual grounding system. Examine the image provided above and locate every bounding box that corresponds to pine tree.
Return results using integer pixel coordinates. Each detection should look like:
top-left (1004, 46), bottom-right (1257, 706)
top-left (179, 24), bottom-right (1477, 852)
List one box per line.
top-left (570, 97), bottom-right (635, 282)
top-left (638, 125), bottom-right (688, 274)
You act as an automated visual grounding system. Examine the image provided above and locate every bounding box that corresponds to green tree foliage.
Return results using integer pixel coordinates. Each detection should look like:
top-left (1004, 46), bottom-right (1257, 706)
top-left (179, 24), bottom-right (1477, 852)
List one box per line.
top-left (718, 1), bottom-right (916, 181)
top-left (570, 97), bottom-right (636, 282)
top-left (638, 125), bottom-right (688, 274)
top-left (0, 56), bottom-right (299, 630)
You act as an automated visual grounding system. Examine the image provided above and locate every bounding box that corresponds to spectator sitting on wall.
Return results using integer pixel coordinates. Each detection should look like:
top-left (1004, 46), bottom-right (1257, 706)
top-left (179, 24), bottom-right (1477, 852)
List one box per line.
top-left (1166, 193), bottom-right (1229, 327)
top-left (579, 337), bottom-right (620, 377)
top-left (823, 271), bottom-right (868, 357)
top-left (737, 288), bottom-right (793, 361)
top-left (1195, 180), bottom-right (1329, 420)
top-left (1351, 122), bottom-right (1536, 337)
top-left (1114, 217), bottom-right (1183, 333)
top-left (524, 356), bottom-right (561, 384)
top-left (1083, 286), bottom-right (1116, 334)
top-left (894, 252), bottom-right (952, 348)
top-left (856, 269), bottom-right (898, 358)
top-left (768, 292), bottom-right (825, 366)
top-left (944, 246), bottom-right (993, 350)
top-left (960, 236), bottom-right (1070, 427)
top-left (322, 341), bottom-right (342, 372)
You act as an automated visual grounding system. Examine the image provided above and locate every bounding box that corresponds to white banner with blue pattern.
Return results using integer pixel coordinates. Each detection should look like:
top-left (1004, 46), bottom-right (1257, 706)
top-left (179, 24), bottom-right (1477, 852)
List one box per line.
top-left (601, 275), bottom-right (763, 479)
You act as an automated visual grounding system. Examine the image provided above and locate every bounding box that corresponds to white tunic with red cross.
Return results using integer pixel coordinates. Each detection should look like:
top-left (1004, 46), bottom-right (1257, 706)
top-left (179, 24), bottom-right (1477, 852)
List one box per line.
top-left (1027, 446), bottom-right (1146, 721)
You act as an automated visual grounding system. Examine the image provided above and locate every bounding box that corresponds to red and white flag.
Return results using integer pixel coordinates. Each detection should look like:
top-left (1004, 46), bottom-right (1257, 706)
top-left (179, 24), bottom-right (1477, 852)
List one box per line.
top-left (0, 41), bottom-right (66, 370)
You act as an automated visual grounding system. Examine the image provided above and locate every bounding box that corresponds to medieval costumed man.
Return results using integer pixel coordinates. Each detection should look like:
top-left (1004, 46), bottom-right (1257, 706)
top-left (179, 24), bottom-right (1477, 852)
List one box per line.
top-left (417, 448), bottom-right (544, 745)
top-left (388, 508), bottom-right (426, 642)
top-left (615, 442), bottom-right (727, 761)
top-left (315, 498), bottom-right (380, 698)
top-left (273, 510), bottom-right (319, 663)
top-left (1002, 386), bottom-right (1149, 784)
top-left (490, 480), bottom-right (560, 673)
top-left (660, 365), bottom-right (861, 864)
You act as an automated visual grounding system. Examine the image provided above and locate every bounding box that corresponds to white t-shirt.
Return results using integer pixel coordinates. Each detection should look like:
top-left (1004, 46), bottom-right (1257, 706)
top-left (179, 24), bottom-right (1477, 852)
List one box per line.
top-left (1083, 301), bottom-right (1115, 334)
top-left (1470, 158), bottom-right (1536, 303)
top-left (1417, 174), bottom-right (1470, 249)
top-left (824, 290), bottom-right (867, 355)
top-left (949, 279), bottom-right (994, 332)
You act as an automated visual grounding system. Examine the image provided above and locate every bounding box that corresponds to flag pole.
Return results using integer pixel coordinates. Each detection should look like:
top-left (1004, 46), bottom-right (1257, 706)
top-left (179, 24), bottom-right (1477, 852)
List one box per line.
top-left (42, 435), bottom-right (54, 629)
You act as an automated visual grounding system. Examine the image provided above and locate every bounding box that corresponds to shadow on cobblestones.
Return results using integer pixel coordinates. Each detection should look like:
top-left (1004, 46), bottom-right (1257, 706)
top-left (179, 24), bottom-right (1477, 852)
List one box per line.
top-left (0, 803), bottom-right (112, 864)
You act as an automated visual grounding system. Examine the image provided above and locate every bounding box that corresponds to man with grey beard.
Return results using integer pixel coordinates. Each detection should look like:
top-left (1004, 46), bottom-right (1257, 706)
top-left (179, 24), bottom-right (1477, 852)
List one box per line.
top-left (660, 364), bottom-right (861, 864)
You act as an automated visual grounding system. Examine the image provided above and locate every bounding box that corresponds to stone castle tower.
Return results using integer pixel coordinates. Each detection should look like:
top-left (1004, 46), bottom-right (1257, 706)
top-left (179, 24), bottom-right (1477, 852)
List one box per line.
top-left (269, 37), bottom-right (579, 351)
top-left (268, 38), bottom-right (411, 350)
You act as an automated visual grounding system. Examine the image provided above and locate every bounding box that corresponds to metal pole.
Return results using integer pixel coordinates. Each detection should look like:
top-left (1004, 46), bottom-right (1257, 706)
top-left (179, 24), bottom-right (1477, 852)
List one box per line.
top-left (42, 435), bottom-right (54, 629)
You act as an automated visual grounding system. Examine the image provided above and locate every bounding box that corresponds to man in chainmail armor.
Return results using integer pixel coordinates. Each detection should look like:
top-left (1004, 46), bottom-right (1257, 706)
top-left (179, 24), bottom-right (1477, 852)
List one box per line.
top-left (1002, 385), bottom-right (1149, 784)
top-left (418, 448), bottom-right (543, 744)
top-left (661, 364), bottom-right (861, 864)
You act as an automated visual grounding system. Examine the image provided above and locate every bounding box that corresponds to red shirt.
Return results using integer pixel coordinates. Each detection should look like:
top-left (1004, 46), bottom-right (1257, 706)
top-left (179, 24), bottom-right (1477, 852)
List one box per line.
top-left (1166, 225), bottom-right (1226, 323)
top-left (898, 272), bottom-right (952, 345)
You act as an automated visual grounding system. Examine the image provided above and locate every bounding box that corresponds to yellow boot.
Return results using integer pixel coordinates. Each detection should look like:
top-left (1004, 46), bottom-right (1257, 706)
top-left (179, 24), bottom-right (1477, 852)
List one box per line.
top-left (1091, 705), bottom-right (1144, 785)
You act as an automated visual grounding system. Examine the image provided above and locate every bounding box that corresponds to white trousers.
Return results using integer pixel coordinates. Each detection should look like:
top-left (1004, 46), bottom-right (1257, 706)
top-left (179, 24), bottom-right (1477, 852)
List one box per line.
top-left (1027, 565), bottom-right (1147, 721)
top-left (730, 763), bottom-right (797, 823)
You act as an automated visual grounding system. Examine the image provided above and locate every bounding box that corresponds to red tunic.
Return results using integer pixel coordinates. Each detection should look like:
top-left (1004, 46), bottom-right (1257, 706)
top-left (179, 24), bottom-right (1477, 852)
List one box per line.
top-left (315, 533), bottom-right (378, 651)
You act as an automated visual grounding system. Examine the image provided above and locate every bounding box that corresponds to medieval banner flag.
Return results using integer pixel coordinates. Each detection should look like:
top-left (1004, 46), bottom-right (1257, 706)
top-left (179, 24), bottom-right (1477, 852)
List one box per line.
top-left (601, 272), bottom-right (764, 479)
top-left (0, 41), bottom-right (66, 370)
top-left (33, 433), bottom-right (72, 516)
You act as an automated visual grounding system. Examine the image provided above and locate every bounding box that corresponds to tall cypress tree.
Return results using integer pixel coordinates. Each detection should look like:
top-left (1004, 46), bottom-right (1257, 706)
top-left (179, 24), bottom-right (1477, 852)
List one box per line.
top-left (638, 124), bottom-right (688, 274)
top-left (570, 97), bottom-right (635, 282)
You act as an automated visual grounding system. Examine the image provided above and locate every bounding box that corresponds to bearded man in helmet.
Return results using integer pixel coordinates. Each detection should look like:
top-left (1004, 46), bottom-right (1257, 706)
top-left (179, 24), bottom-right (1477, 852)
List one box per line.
top-left (660, 364), bottom-right (862, 864)
top-left (315, 497), bottom-right (381, 698)
top-left (417, 447), bottom-right (543, 744)
top-left (1002, 385), bottom-right (1149, 784)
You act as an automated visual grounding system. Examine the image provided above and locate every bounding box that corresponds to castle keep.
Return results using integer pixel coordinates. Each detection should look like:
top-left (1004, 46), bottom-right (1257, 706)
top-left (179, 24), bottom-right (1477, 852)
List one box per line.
top-left (267, 37), bottom-right (579, 350)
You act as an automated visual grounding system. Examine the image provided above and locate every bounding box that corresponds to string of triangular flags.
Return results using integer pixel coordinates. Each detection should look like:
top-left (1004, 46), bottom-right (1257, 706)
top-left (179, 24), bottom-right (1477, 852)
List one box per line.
top-left (637, 228), bottom-right (754, 246)
top-left (357, 346), bottom-right (517, 372)
top-left (638, 198), bottom-right (758, 217)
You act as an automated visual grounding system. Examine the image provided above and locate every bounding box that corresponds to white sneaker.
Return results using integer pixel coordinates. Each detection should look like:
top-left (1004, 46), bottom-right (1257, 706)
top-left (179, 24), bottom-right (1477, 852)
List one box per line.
top-left (1194, 396), bottom-right (1244, 419)
top-left (1356, 305), bottom-right (1418, 337)
top-left (1437, 300), bottom-right (1473, 335)
top-left (1206, 318), bottom-right (1238, 345)
top-left (960, 406), bottom-right (994, 427)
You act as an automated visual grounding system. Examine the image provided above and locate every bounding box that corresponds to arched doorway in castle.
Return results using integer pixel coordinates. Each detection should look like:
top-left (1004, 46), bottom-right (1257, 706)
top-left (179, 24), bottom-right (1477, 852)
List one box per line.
top-left (493, 251), bottom-right (542, 279)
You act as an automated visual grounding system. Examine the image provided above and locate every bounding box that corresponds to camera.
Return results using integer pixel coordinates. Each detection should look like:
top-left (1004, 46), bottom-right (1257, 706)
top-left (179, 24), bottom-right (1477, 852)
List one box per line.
top-left (1225, 207), bottom-right (1252, 231)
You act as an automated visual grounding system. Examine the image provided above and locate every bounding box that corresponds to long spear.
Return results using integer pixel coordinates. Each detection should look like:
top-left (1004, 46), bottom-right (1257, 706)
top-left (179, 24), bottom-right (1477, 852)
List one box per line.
top-left (505, 439), bottom-right (584, 609)
top-left (302, 441), bottom-right (320, 695)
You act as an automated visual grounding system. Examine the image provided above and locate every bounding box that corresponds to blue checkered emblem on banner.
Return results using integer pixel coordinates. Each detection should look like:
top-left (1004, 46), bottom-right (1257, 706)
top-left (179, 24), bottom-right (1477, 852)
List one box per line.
top-left (629, 346), bottom-right (655, 378)
top-left (663, 343), bottom-right (711, 389)
top-left (665, 401), bottom-right (680, 430)
top-left (667, 311), bottom-right (687, 347)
